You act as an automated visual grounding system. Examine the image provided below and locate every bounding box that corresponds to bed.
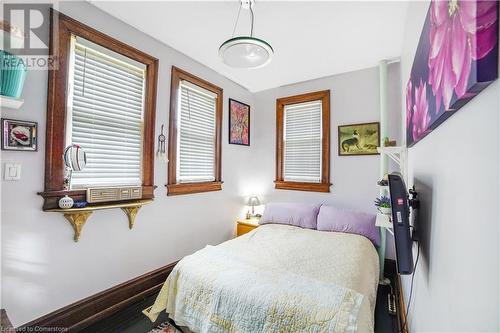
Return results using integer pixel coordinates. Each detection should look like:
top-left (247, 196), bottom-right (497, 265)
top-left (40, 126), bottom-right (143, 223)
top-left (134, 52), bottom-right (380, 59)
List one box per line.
top-left (145, 223), bottom-right (379, 332)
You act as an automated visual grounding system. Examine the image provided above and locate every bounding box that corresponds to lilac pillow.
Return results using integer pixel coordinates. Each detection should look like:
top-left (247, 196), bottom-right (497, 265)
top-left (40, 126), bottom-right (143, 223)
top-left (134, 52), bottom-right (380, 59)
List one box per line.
top-left (260, 202), bottom-right (321, 229)
top-left (317, 205), bottom-right (379, 247)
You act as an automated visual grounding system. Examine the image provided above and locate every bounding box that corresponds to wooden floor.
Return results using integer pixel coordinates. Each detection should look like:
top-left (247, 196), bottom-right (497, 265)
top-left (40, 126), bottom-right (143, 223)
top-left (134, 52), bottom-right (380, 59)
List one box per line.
top-left (79, 293), bottom-right (168, 333)
top-left (80, 281), bottom-right (399, 333)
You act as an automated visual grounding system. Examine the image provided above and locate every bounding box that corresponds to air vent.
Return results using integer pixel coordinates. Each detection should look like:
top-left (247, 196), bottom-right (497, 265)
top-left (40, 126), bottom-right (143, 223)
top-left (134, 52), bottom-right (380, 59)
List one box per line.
top-left (87, 186), bottom-right (142, 203)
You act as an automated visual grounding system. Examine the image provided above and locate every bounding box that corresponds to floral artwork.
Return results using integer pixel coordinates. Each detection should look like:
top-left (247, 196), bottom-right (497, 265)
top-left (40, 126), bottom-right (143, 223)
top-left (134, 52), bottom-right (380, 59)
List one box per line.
top-left (406, 0), bottom-right (498, 146)
top-left (229, 99), bottom-right (250, 146)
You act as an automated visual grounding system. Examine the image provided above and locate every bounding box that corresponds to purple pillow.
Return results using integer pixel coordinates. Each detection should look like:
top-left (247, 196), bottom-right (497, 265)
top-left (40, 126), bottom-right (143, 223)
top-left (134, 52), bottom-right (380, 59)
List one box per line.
top-left (260, 202), bottom-right (321, 229)
top-left (317, 205), bottom-right (379, 247)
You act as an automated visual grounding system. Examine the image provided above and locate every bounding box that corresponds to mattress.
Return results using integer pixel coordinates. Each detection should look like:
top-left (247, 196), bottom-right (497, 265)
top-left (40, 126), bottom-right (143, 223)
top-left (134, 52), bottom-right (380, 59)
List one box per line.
top-left (146, 223), bottom-right (379, 332)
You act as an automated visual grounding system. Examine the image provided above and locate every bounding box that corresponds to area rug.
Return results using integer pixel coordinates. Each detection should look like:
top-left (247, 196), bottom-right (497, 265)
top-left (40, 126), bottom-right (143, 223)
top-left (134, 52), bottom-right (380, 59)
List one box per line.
top-left (148, 321), bottom-right (182, 333)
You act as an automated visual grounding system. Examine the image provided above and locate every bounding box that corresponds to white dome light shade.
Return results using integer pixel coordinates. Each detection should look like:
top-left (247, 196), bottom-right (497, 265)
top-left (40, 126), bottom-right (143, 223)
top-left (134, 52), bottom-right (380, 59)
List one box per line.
top-left (219, 36), bottom-right (273, 69)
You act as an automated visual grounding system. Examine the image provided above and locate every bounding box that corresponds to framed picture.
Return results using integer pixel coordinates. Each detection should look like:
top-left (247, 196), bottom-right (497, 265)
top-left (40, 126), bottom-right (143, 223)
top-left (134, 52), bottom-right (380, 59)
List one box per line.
top-left (1, 118), bottom-right (38, 151)
top-left (406, 0), bottom-right (498, 146)
top-left (338, 122), bottom-right (380, 156)
top-left (228, 98), bottom-right (250, 146)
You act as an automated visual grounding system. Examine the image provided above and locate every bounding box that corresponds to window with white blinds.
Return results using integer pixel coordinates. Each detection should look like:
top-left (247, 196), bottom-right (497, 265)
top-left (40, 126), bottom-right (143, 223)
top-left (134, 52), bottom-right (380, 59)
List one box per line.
top-left (177, 81), bottom-right (217, 183)
top-left (66, 36), bottom-right (146, 188)
top-left (283, 100), bottom-right (322, 183)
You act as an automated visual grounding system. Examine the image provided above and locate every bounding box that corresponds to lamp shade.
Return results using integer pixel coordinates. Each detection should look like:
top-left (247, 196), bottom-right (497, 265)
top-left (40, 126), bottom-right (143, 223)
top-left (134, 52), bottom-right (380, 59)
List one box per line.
top-left (63, 144), bottom-right (86, 171)
top-left (247, 196), bottom-right (261, 206)
top-left (219, 37), bottom-right (273, 69)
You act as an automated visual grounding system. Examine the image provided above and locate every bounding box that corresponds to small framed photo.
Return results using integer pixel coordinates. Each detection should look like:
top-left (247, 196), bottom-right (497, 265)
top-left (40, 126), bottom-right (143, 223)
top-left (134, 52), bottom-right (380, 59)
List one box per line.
top-left (338, 122), bottom-right (380, 156)
top-left (2, 118), bottom-right (38, 151)
top-left (229, 98), bottom-right (250, 146)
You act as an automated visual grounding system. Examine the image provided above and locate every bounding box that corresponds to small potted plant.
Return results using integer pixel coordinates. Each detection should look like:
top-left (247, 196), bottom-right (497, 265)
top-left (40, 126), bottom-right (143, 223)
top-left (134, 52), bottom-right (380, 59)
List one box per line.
top-left (374, 196), bottom-right (391, 215)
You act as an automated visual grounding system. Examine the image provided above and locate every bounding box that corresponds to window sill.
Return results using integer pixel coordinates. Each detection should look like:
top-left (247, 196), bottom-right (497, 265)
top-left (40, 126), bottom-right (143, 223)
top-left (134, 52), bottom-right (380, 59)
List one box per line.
top-left (274, 181), bottom-right (331, 193)
top-left (166, 181), bottom-right (223, 196)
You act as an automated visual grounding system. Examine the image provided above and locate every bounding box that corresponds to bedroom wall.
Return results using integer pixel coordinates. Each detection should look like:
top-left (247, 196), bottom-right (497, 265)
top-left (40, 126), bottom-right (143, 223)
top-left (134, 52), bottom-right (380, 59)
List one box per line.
top-left (0, 1), bottom-right (255, 326)
top-left (251, 65), bottom-right (402, 259)
top-left (400, 1), bottom-right (500, 331)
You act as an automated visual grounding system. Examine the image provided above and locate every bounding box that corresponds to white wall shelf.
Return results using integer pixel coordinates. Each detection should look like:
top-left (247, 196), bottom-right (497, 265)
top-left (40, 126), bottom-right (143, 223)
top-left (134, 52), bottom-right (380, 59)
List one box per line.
top-left (1, 95), bottom-right (24, 110)
top-left (376, 145), bottom-right (406, 284)
top-left (375, 213), bottom-right (394, 235)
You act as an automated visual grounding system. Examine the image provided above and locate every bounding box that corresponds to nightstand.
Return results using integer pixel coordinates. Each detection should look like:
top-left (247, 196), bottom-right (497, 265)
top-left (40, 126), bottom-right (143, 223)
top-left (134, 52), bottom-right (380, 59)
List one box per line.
top-left (236, 219), bottom-right (260, 236)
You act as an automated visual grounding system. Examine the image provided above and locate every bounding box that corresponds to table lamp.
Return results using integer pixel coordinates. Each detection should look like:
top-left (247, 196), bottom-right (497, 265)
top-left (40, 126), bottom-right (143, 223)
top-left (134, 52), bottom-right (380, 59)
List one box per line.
top-left (63, 144), bottom-right (86, 190)
top-left (247, 196), bottom-right (261, 218)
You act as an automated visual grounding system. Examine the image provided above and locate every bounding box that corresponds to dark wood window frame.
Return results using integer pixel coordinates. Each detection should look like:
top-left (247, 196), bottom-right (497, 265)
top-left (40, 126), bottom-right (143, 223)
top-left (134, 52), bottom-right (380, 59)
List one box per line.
top-left (166, 66), bottom-right (223, 196)
top-left (275, 90), bottom-right (331, 192)
top-left (39, 10), bottom-right (158, 210)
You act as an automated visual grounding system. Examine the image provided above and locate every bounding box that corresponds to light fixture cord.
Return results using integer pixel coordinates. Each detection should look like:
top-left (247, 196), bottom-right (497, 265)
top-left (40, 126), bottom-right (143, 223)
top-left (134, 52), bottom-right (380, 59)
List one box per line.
top-left (231, 2), bottom-right (242, 37)
top-left (231, 1), bottom-right (255, 37)
top-left (249, 5), bottom-right (254, 37)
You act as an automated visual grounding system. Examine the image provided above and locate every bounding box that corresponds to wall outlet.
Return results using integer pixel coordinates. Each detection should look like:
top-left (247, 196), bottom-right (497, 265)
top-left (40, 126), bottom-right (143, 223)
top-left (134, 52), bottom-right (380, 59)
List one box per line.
top-left (4, 163), bottom-right (21, 181)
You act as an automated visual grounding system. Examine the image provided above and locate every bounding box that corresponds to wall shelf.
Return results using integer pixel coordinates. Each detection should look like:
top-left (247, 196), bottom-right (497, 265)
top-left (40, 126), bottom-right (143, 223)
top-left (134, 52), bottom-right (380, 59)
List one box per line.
top-left (377, 146), bottom-right (407, 236)
top-left (1, 95), bottom-right (24, 109)
top-left (45, 200), bottom-right (153, 241)
top-left (376, 146), bottom-right (405, 284)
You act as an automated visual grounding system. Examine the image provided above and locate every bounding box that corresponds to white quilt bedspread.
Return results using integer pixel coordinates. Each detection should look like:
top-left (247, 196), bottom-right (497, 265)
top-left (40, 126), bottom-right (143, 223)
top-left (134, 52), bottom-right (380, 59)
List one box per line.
top-left (145, 224), bottom-right (379, 333)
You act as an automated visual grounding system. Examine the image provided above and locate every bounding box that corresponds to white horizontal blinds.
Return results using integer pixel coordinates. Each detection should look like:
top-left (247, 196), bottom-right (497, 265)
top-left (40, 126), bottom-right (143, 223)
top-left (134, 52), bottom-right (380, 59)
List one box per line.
top-left (283, 100), bottom-right (322, 183)
top-left (68, 35), bottom-right (146, 188)
top-left (178, 80), bottom-right (217, 183)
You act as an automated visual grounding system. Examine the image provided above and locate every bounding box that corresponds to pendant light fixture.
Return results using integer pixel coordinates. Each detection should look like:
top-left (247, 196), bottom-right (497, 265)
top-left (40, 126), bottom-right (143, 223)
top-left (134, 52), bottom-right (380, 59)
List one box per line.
top-left (219, 0), bottom-right (273, 69)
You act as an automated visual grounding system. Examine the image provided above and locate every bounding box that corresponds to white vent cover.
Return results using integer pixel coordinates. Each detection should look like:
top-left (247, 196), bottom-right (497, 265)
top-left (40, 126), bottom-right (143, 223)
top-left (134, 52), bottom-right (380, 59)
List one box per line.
top-left (87, 186), bottom-right (142, 203)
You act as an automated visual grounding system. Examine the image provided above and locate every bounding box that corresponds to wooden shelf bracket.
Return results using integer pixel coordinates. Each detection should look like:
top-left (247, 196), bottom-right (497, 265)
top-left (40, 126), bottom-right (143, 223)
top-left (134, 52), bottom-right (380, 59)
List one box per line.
top-left (63, 211), bottom-right (93, 242)
top-left (46, 200), bottom-right (152, 242)
top-left (121, 206), bottom-right (141, 229)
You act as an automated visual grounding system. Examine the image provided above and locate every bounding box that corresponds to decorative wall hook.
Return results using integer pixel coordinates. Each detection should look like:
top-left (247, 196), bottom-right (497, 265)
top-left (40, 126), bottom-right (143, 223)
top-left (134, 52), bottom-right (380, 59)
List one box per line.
top-left (156, 124), bottom-right (167, 161)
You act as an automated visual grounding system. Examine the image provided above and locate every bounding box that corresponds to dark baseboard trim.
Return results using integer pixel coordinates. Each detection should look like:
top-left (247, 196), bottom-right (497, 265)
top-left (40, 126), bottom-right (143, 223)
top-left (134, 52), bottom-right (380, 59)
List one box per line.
top-left (17, 261), bottom-right (178, 333)
top-left (1, 309), bottom-right (15, 332)
top-left (395, 273), bottom-right (409, 333)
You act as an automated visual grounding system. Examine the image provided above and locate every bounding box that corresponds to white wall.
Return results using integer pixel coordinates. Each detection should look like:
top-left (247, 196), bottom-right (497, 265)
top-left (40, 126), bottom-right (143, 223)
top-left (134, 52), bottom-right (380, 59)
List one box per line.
top-left (252, 65), bottom-right (401, 259)
top-left (0, 2), bottom-right (255, 326)
top-left (401, 2), bottom-right (500, 332)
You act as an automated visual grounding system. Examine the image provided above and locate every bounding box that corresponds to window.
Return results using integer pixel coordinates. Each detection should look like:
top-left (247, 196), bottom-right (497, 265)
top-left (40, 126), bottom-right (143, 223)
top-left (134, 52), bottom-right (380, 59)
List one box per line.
top-left (275, 90), bottom-right (331, 192)
top-left (283, 100), bottom-right (322, 183)
top-left (177, 81), bottom-right (217, 183)
top-left (67, 36), bottom-right (145, 188)
top-left (167, 67), bottom-right (223, 196)
top-left (41, 10), bottom-right (158, 210)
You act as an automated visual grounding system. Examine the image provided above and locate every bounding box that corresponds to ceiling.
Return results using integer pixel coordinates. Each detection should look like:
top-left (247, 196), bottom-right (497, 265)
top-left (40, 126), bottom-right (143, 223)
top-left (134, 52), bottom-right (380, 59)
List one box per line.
top-left (91, 1), bottom-right (409, 92)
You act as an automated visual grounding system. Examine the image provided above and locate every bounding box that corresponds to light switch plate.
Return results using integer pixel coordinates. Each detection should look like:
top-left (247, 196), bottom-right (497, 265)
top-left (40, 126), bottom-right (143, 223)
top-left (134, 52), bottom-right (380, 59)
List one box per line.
top-left (4, 163), bottom-right (21, 181)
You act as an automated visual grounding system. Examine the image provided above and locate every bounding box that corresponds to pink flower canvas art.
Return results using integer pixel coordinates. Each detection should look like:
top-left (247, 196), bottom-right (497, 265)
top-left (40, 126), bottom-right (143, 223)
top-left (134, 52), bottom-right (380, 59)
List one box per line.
top-left (406, 0), bottom-right (498, 146)
top-left (229, 99), bottom-right (250, 146)
top-left (412, 80), bottom-right (431, 141)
